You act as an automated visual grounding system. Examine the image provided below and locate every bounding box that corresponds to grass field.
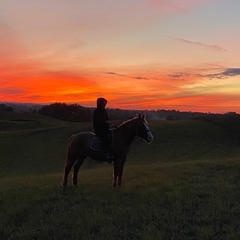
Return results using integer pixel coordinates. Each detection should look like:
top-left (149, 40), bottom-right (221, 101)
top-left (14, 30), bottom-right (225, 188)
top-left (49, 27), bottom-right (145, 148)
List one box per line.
top-left (1, 112), bottom-right (240, 239)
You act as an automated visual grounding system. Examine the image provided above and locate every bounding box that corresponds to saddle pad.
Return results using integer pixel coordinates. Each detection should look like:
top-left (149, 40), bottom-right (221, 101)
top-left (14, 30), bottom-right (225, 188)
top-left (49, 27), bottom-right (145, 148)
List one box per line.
top-left (90, 136), bottom-right (104, 151)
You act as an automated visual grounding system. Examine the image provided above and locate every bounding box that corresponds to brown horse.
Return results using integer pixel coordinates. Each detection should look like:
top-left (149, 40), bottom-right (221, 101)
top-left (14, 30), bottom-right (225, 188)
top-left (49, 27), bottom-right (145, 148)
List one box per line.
top-left (62, 114), bottom-right (153, 188)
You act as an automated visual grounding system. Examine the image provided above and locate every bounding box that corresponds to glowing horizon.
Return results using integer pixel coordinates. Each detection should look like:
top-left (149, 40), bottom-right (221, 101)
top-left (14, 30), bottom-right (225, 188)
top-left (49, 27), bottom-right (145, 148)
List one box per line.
top-left (1, 0), bottom-right (240, 113)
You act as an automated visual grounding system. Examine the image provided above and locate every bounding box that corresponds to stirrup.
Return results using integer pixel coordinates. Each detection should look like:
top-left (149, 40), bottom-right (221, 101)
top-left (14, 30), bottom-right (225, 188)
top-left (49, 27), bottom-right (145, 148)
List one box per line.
top-left (107, 152), bottom-right (114, 158)
top-left (107, 152), bottom-right (114, 163)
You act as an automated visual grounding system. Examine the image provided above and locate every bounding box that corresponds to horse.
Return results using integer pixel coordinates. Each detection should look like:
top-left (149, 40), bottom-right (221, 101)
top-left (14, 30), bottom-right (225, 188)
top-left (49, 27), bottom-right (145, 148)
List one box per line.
top-left (62, 114), bottom-right (153, 188)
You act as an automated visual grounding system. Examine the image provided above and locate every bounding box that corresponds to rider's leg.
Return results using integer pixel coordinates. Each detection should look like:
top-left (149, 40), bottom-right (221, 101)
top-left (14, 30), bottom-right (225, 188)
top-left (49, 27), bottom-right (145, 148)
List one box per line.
top-left (102, 134), bottom-right (113, 163)
top-left (99, 132), bottom-right (113, 163)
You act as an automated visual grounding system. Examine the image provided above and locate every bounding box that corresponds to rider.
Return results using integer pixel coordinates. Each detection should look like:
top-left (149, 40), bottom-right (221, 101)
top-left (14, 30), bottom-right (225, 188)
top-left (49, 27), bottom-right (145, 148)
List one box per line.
top-left (93, 97), bottom-right (113, 163)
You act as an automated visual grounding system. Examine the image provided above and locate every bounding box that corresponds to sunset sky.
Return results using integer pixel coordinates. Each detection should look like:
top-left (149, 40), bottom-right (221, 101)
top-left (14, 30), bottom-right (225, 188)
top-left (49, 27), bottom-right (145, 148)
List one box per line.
top-left (1, 0), bottom-right (240, 113)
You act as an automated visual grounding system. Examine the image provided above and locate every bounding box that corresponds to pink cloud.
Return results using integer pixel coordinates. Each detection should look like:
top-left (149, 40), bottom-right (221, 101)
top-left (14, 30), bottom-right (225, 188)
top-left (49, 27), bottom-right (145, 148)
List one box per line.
top-left (148, 0), bottom-right (185, 11)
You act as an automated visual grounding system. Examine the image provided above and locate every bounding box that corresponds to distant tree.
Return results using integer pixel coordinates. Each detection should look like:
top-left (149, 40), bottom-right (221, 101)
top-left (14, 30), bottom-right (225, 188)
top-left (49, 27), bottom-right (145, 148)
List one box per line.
top-left (68, 106), bottom-right (92, 122)
top-left (0, 104), bottom-right (14, 112)
top-left (166, 115), bottom-right (173, 120)
top-left (0, 104), bottom-right (6, 111)
top-left (225, 112), bottom-right (237, 115)
top-left (5, 106), bottom-right (14, 112)
top-left (38, 103), bottom-right (92, 122)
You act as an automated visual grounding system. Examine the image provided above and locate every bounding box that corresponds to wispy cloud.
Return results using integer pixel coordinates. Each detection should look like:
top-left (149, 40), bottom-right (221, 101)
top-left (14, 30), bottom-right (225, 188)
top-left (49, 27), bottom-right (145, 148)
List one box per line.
top-left (206, 68), bottom-right (240, 79)
top-left (169, 68), bottom-right (240, 81)
top-left (169, 36), bottom-right (226, 52)
top-left (104, 72), bottom-right (158, 81)
top-left (221, 68), bottom-right (240, 76)
top-left (104, 72), bottom-right (126, 77)
top-left (168, 72), bottom-right (192, 79)
top-left (0, 88), bottom-right (25, 95)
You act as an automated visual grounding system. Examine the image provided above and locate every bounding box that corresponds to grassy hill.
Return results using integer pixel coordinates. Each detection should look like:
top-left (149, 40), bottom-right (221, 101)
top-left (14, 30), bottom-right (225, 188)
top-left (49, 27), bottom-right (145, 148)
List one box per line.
top-left (1, 112), bottom-right (240, 239)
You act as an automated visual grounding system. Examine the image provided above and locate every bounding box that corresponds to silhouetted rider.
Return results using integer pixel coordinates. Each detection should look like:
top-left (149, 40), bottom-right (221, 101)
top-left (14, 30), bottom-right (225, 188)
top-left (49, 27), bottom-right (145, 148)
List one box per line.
top-left (93, 97), bottom-right (113, 162)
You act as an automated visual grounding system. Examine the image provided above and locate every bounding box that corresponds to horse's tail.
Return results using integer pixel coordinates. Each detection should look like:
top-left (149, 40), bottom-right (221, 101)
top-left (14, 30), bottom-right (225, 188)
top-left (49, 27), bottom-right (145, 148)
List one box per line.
top-left (66, 134), bottom-right (75, 160)
top-left (63, 135), bottom-right (74, 169)
top-left (63, 134), bottom-right (77, 187)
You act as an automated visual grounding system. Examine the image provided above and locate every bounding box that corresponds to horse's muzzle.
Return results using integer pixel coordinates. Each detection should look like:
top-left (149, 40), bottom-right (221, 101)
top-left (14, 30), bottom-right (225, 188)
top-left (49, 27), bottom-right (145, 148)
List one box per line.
top-left (146, 130), bottom-right (153, 143)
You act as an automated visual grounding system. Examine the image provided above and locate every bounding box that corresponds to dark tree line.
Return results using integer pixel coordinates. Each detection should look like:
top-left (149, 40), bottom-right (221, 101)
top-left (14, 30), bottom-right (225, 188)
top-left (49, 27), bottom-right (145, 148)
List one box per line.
top-left (38, 103), bottom-right (92, 122)
top-left (37, 103), bottom-right (144, 122)
top-left (0, 104), bottom-right (14, 112)
top-left (37, 102), bottom-right (240, 122)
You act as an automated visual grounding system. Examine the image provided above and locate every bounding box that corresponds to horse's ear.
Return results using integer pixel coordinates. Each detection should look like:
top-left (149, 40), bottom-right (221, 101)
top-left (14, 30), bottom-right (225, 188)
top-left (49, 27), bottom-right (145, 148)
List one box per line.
top-left (137, 114), bottom-right (146, 119)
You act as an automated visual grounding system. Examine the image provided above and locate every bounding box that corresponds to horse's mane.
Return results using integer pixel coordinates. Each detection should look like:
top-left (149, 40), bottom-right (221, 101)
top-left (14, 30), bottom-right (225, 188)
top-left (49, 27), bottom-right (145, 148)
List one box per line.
top-left (117, 114), bottom-right (148, 131)
top-left (118, 116), bottom-right (138, 129)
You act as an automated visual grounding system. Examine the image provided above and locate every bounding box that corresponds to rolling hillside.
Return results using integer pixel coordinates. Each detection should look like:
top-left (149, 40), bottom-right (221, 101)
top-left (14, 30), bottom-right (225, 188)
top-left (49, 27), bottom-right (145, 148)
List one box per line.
top-left (1, 112), bottom-right (240, 239)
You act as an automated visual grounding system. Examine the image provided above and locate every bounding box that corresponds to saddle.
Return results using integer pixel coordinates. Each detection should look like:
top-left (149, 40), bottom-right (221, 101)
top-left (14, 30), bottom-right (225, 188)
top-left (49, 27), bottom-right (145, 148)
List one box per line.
top-left (90, 130), bottom-right (114, 152)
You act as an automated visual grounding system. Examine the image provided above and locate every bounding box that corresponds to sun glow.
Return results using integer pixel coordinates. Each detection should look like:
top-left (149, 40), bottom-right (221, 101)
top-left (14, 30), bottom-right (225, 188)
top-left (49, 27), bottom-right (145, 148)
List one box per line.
top-left (1, 0), bottom-right (240, 113)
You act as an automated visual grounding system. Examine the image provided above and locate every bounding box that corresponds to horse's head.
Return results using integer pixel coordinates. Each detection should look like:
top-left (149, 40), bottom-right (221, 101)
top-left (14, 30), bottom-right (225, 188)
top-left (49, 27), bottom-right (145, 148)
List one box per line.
top-left (135, 114), bottom-right (153, 143)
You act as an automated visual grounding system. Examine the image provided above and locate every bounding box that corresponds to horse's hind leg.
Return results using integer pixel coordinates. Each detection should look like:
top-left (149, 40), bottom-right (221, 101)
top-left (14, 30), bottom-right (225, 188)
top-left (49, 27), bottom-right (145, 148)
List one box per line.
top-left (72, 157), bottom-right (85, 186)
top-left (62, 154), bottom-right (77, 187)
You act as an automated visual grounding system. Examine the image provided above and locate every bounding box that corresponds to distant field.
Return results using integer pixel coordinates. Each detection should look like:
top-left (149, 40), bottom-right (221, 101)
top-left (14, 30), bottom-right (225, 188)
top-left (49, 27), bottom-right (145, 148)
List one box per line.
top-left (1, 112), bottom-right (240, 239)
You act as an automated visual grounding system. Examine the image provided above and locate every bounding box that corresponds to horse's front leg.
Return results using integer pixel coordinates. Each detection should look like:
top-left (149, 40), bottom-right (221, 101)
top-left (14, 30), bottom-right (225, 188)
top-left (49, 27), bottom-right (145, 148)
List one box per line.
top-left (117, 159), bottom-right (125, 187)
top-left (112, 159), bottom-right (125, 188)
top-left (112, 160), bottom-right (119, 188)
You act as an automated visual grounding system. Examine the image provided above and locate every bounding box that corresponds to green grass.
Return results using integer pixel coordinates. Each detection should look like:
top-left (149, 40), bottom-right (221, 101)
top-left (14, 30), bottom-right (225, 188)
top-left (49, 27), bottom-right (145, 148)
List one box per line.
top-left (1, 112), bottom-right (240, 239)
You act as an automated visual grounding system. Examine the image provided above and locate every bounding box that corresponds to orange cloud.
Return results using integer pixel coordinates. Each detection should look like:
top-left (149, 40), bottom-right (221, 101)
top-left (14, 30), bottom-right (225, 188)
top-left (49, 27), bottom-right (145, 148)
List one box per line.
top-left (0, 71), bottom-right (97, 103)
